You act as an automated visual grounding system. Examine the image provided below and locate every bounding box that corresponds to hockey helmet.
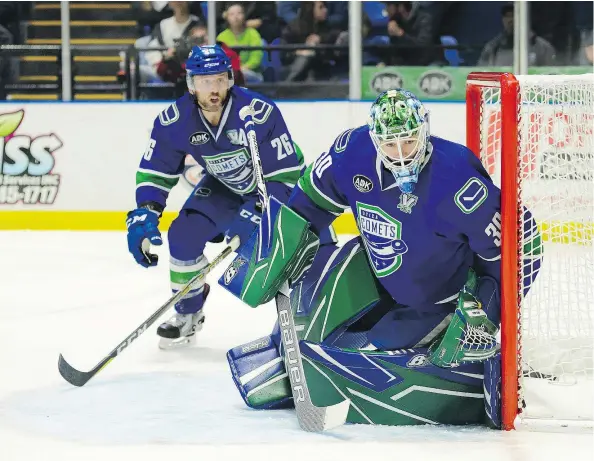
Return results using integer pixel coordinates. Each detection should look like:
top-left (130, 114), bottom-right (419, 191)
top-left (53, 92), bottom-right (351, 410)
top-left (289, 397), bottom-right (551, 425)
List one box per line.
top-left (368, 89), bottom-right (431, 193)
top-left (185, 44), bottom-right (234, 93)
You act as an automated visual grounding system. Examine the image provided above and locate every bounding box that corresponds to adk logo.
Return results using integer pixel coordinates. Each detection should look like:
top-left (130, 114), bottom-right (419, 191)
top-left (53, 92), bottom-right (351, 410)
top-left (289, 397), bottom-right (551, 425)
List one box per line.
top-left (356, 202), bottom-right (408, 277)
top-left (0, 109), bottom-right (63, 205)
top-left (418, 70), bottom-right (453, 98)
top-left (189, 131), bottom-right (210, 145)
top-left (203, 148), bottom-right (255, 194)
top-left (371, 71), bottom-right (404, 95)
top-left (353, 174), bottom-right (373, 193)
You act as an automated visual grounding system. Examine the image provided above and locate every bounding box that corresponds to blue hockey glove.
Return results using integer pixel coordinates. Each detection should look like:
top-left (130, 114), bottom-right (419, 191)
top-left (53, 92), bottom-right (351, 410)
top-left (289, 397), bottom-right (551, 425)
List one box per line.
top-left (126, 203), bottom-right (163, 268)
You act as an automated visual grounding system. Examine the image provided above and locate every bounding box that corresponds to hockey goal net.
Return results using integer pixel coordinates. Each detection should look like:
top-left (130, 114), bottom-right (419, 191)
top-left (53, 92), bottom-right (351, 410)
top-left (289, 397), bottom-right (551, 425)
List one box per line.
top-left (466, 72), bottom-right (593, 430)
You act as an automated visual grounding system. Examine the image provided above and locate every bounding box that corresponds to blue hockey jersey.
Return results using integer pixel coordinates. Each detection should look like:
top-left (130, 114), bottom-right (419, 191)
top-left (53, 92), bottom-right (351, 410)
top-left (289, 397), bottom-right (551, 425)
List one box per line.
top-left (290, 126), bottom-right (541, 308)
top-left (136, 87), bottom-right (305, 209)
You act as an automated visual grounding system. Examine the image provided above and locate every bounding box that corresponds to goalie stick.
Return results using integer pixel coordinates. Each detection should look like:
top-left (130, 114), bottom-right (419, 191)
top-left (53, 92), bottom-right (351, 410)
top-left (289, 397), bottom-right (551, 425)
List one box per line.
top-left (239, 105), bottom-right (350, 432)
top-left (58, 235), bottom-right (240, 387)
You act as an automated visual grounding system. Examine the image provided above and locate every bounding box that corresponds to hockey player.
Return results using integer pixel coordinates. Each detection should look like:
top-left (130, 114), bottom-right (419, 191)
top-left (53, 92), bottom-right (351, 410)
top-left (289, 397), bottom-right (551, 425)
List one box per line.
top-left (223, 89), bottom-right (542, 427)
top-left (125, 44), bottom-right (308, 349)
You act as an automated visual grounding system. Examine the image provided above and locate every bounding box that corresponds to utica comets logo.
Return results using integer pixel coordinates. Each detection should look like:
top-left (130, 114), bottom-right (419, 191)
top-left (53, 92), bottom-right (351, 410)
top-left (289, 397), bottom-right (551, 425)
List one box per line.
top-left (356, 202), bottom-right (408, 277)
top-left (203, 148), bottom-right (255, 194)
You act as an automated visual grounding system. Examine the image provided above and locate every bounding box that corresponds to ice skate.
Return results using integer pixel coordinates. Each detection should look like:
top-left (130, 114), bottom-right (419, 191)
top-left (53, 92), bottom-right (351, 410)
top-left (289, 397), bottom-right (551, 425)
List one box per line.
top-left (157, 310), bottom-right (205, 350)
top-left (157, 284), bottom-right (209, 350)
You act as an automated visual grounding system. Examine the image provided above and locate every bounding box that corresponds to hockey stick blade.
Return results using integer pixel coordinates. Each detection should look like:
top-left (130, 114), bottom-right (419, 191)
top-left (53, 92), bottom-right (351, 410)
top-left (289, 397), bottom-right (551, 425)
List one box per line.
top-left (57, 236), bottom-right (240, 387)
top-left (276, 283), bottom-right (350, 432)
top-left (58, 353), bottom-right (110, 387)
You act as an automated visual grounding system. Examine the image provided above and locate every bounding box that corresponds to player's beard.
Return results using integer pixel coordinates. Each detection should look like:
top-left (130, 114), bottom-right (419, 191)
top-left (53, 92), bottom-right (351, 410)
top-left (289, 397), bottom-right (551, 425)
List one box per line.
top-left (197, 90), bottom-right (227, 113)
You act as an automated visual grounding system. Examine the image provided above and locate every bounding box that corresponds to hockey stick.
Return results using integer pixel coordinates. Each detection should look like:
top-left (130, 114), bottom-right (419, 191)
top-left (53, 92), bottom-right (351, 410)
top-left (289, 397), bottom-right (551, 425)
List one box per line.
top-left (58, 235), bottom-right (240, 387)
top-left (239, 106), bottom-right (350, 432)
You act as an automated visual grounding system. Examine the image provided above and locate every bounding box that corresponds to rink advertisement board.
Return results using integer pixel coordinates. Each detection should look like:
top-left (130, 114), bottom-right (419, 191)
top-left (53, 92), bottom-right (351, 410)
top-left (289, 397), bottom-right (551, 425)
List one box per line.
top-left (0, 101), bottom-right (466, 232)
top-left (0, 101), bottom-right (588, 243)
top-left (361, 66), bottom-right (593, 100)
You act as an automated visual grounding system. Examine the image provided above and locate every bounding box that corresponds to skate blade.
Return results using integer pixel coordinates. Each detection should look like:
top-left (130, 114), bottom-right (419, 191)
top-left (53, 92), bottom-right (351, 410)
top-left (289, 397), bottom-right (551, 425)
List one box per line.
top-left (158, 334), bottom-right (197, 351)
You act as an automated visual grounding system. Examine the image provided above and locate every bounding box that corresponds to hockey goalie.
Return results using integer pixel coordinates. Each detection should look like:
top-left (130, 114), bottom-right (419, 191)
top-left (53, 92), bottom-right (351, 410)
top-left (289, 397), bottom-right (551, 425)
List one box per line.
top-left (221, 89), bottom-right (542, 428)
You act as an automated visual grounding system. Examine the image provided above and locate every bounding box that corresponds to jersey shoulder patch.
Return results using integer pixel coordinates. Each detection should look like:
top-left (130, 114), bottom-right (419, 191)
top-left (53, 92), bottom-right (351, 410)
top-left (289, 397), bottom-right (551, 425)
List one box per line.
top-left (235, 87), bottom-right (276, 125)
top-left (332, 125), bottom-right (369, 155)
top-left (158, 101), bottom-right (180, 126)
top-left (249, 98), bottom-right (274, 124)
top-left (333, 128), bottom-right (355, 153)
top-left (426, 137), bottom-right (492, 216)
top-left (453, 177), bottom-right (489, 214)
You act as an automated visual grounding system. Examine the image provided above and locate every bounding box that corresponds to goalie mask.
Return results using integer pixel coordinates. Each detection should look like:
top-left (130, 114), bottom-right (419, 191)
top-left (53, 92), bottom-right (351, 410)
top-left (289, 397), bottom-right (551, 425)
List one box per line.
top-left (368, 89), bottom-right (431, 193)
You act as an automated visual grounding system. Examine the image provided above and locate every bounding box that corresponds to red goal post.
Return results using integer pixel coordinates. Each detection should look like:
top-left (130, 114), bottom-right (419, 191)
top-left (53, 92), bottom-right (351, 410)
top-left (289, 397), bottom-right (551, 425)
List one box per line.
top-left (465, 71), bottom-right (594, 431)
top-left (466, 72), bottom-right (521, 431)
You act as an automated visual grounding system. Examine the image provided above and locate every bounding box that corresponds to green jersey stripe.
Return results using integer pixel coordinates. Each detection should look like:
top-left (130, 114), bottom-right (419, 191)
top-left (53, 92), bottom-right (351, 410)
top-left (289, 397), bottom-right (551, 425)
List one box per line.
top-left (137, 168), bottom-right (181, 179)
top-left (136, 170), bottom-right (179, 190)
top-left (264, 165), bottom-right (303, 184)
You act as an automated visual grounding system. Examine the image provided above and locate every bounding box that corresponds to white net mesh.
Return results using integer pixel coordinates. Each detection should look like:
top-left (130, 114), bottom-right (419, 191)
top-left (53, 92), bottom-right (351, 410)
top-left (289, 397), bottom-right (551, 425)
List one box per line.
top-left (478, 74), bottom-right (594, 423)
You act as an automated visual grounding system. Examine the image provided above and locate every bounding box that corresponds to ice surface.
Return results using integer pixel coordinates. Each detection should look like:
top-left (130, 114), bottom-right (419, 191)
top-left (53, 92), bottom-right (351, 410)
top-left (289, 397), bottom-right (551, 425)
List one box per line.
top-left (0, 232), bottom-right (592, 461)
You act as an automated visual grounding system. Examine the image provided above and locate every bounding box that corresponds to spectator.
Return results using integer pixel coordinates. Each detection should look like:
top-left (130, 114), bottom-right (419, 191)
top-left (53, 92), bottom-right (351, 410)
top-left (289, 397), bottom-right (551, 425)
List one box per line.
top-left (281, 1), bottom-right (344, 82)
top-left (157, 23), bottom-right (245, 97)
top-left (278, 1), bottom-right (348, 29)
top-left (243, 2), bottom-right (284, 43)
top-left (530, 2), bottom-right (580, 65)
top-left (478, 3), bottom-right (556, 66)
top-left (0, 3), bottom-right (25, 44)
top-left (133, 1), bottom-right (173, 37)
top-left (144, 1), bottom-right (201, 75)
top-left (384, 1), bottom-right (436, 66)
top-left (216, 2), bottom-right (283, 44)
top-left (362, 14), bottom-right (391, 66)
top-left (333, 14), bottom-right (390, 67)
top-left (217, 3), bottom-right (264, 83)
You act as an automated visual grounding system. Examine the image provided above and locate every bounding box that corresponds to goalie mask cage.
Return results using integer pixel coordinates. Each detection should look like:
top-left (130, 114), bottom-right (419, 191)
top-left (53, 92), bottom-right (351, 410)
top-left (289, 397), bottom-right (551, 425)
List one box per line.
top-left (466, 72), bottom-right (593, 430)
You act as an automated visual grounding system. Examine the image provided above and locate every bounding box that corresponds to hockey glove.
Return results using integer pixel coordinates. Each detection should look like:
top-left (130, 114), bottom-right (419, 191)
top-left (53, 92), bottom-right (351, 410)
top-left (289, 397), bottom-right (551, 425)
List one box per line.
top-left (126, 203), bottom-right (163, 268)
top-left (428, 269), bottom-right (499, 368)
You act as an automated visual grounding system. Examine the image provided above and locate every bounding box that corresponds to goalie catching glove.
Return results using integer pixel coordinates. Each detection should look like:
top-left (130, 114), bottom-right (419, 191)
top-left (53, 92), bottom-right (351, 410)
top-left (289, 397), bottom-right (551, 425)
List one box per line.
top-left (428, 269), bottom-right (499, 368)
top-left (236, 196), bottom-right (320, 307)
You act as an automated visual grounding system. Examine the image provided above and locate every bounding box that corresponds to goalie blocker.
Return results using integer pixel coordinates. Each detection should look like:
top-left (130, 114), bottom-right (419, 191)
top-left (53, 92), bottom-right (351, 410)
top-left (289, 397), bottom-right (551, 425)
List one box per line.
top-left (221, 198), bottom-right (503, 428)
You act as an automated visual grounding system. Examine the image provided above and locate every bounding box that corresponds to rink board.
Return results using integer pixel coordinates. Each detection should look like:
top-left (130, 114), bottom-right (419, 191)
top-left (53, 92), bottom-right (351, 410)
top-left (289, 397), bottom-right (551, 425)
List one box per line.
top-left (0, 101), bottom-right (590, 242)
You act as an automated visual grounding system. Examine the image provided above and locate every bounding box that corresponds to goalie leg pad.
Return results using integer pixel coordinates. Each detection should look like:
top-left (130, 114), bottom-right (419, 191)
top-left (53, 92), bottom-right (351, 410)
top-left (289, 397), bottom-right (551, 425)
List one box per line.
top-left (484, 351), bottom-right (502, 429)
top-left (300, 342), bottom-right (486, 426)
top-left (227, 327), bottom-right (293, 410)
top-left (294, 238), bottom-right (382, 346)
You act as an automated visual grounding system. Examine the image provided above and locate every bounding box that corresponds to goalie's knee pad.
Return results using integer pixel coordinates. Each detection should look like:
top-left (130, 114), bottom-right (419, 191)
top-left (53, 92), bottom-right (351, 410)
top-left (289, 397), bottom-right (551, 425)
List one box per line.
top-left (227, 327), bottom-right (293, 410)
